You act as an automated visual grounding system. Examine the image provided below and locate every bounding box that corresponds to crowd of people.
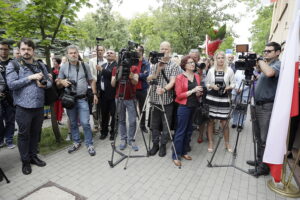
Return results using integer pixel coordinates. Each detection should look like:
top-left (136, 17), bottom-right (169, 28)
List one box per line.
top-left (0, 38), bottom-right (285, 178)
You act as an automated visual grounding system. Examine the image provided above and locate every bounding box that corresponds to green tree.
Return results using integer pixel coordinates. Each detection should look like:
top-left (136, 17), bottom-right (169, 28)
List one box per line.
top-left (250, 5), bottom-right (273, 54)
top-left (3, 0), bottom-right (91, 142)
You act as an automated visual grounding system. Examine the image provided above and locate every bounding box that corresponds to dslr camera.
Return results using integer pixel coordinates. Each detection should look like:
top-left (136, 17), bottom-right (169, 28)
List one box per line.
top-left (234, 44), bottom-right (257, 81)
top-left (149, 51), bottom-right (164, 64)
top-left (61, 80), bottom-right (77, 109)
top-left (215, 71), bottom-right (226, 96)
top-left (117, 41), bottom-right (139, 80)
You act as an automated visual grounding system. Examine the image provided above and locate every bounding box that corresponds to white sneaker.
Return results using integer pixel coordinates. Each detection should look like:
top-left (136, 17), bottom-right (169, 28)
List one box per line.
top-left (65, 133), bottom-right (71, 141)
top-left (7, 144), bottom-right (16, 149)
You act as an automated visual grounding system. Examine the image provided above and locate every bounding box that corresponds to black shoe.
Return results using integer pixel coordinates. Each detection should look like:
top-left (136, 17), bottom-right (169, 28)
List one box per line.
top-left (30, 156), bottom-right (46, 167)
top-left (141, 127), bottom-right (148, 133)
top-left (109, 135), bottom-right (115, 141)
top-left (246, 160), bottom-right (259, 167)
top-left (99, 134), bottom-right (107, 140)
top-left (149, 144), bottom-right (159, 156)
top-left (22, 162), bottom-right (32, 175)
top-left (186, 145), bottom-right (191, 152)
top-left (231, 124), bottom-right (237, 128)
top-left (159, 144), bottom-right (166, 157)
top-left (248, 167), bottom-right (269, 176)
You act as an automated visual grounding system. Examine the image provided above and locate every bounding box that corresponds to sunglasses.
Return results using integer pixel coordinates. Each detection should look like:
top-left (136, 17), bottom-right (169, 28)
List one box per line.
top-left (263, 50), bottom-right (275, 54)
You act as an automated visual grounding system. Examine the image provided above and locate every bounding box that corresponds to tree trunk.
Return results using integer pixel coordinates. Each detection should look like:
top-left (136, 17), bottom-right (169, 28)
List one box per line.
top-left (45, 46), bottom-right (61, 143)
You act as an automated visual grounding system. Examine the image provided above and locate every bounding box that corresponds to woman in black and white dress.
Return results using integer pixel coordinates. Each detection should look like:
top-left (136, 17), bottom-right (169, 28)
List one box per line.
top-left (205, 51), bottom-right (235, 152)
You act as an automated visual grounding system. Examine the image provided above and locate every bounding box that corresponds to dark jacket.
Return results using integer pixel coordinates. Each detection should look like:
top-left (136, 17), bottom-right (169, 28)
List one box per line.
top-left (137, 58), bottom-right (150, 92)
top-left (97, 61), bottom-right (117, 100)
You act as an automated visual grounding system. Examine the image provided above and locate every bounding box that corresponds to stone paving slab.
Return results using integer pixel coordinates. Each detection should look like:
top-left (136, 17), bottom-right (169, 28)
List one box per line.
top-left (0, 114), bottom-right (298, 200)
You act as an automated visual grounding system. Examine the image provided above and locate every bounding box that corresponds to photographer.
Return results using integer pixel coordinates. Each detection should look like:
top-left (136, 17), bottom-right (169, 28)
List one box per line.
top-left (97, 49), bottom-right (117, 140)
top-left (111, 62), bottom-right (139, 151)
top-left (0, 41), bottom-right (16, 149)
top-left (6, 38), bottom-right (52, 175)
top-left (247, 42), bottom-right (281, 176)
top-left (136, 45), bottom-right (150, 133)
top-left (57, 45), bottom-right (98, 157)
top-left (147, 41), bottom-right (181, 157)
top-left (206, 51), bottom-right (235, 153)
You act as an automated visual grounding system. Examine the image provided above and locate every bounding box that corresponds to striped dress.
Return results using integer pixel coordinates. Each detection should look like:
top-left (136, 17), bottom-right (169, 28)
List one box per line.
top-left (206, 71), bottom-right (231, 119)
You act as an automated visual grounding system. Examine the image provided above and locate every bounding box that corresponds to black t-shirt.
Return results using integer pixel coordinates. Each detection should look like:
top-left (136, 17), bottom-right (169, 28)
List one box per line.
top-left (187, 76), bottom-right (198, 107)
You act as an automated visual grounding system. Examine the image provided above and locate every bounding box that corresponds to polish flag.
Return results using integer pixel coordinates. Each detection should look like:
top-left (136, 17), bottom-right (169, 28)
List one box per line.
top-left (263, 1), bottom-right (300, 183)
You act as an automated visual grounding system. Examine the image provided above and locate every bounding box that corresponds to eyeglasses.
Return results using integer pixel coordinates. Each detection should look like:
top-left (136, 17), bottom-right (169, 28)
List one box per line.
top-left (263, 50), bottom-right (275, 54)
top-left (187, 61), bottom-right (195, 65)
top-left (0, 48), bottom-right (9, 51)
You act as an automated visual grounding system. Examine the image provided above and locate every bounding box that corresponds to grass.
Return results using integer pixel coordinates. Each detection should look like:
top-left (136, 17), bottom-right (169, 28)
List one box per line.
top-left (13, 127), bottom-right (73, 155)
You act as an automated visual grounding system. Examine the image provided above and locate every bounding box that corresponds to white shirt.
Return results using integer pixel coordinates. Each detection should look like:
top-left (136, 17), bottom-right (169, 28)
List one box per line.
top-left (88, 57), bottom-right (107, 80)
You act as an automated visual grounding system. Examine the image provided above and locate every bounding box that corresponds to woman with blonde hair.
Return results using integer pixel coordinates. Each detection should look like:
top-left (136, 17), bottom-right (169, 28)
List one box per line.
top-left (205, 51), bottom-right (235, 152)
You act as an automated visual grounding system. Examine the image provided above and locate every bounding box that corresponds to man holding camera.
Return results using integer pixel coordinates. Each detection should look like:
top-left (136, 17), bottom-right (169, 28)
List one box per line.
top-left (0, 41), bottom-right (16, 149)
top-left (136, 45), bottom-right (150, 133)
top-left (89, 46), bottom-right (107, 132)
top-left (111, 62), bottom-right (139, 151)
top-left (97, 49), bottom-right (117, 140)
top-left (6, 38), bottom-right (52, 175)
top-left (247, 42), bottom-right (282, 176)
top-left (57, 45), bottom-right (98, 156)
top-left (147, 41), bottom-right (181, 157)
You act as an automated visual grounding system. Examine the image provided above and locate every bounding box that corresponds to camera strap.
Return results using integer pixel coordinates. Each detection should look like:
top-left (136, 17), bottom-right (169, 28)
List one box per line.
top-left (161, 69), bottom-right (169, 83)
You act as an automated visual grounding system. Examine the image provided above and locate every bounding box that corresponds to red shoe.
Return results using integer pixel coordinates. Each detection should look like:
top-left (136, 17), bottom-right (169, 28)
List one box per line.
top-left (197, 138), bottom-right (203, 143)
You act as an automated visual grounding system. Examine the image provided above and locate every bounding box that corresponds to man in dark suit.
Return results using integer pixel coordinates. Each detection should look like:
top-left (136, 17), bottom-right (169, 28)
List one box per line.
top-left (97, 49), bottom-right (117, 140)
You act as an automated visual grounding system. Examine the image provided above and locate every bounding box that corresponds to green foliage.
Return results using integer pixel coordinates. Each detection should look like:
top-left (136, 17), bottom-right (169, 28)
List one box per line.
top-left (219, 34), bottom-right (235, 52)
top-left (250, 5), bottom-right (273, 54)
top-left (77, 0), bottom-right (130, 52)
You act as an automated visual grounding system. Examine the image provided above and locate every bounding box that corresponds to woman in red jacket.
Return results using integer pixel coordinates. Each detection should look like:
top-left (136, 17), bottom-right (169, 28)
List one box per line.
top-left (172, 55), bottom-right (202, 166)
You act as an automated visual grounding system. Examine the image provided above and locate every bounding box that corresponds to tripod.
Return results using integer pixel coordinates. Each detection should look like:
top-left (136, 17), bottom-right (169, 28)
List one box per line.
top-left (0, 167), bottom-right (10, 184)
top-left (207, 76), bottom-right (256, 175)
top-left (108, 79), bottom-right (149, 168)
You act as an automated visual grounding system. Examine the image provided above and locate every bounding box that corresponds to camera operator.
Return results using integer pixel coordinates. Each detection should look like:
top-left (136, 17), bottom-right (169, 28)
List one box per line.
top-left (111, 62), bottom-right (139, 151)
top-left (89, 46), bottom-right (107, 132)
top-left (57, 45), bottom-right (98, 156)
top-left (97, 49), bottom-right (117, 140)
top-left (136, 45), bottom-right (150, 133)
top-left (247, 42), bottom-right (282, 176)
top-left (147, 41), bottom-right (181, 157)
top-left (206, 51), bottom-right (235, 153)
top-left (0, 41), bottom-right (16, 149)
top-left (6, 38), bottom-right (53, 175)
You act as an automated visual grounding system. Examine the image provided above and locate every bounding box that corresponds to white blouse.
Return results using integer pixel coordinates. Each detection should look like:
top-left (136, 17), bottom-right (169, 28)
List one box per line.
top-left (205, 67), bottom-right (235, 90)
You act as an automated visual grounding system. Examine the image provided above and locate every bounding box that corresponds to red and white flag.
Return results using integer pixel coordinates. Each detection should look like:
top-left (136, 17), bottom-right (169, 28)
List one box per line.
top-left (263, 1), bottom-right (300, 183)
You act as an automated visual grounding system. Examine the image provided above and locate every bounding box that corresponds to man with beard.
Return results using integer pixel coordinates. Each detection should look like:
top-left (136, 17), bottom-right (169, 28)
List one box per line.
top-left (0, 41), bottom-right (16, 149)
top-left (247, 42), bottom-right (282, 176)
top-left (57, 45), bottom-right (98, 156)
top-left (6, 38), bottom-right (53, 175)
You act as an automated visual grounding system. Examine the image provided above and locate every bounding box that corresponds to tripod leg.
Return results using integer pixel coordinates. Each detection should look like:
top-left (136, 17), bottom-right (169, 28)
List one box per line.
top-left (0, 168), bottom-right (10, 183)
top-left (207, 132), bottom-right (223, 167)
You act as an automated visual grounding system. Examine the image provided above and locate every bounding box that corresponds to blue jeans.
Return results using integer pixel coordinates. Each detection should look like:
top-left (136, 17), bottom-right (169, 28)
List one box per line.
top-left (172, 105), bottom-right (194, 160)
top-left (0, 100), bottom-right (16, 145)
top-left (66, 99), bottom-right (93, 147)
top-left (232, 94), bottom-right (248, 126)
top-left (116, 99), bottom-right (137, 143)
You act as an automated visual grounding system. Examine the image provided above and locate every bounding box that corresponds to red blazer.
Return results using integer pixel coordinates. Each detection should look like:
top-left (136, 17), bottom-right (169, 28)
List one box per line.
top-left (175, 73), bottom-right (201, 105)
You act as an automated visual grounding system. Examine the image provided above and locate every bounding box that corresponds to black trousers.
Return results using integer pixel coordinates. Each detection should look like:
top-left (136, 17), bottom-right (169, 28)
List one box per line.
top-left (136, 90), bottom-right (147, 128)
top-left (15, 106), bottom-right (44, 162)
top-left (100, 96), bottom-right (115, 136)
top-left (151, 103), bottom-right (173, 145)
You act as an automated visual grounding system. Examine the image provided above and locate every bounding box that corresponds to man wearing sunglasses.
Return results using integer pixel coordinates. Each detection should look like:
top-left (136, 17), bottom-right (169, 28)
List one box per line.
top-left (247, 42), bottom-right (281, 177)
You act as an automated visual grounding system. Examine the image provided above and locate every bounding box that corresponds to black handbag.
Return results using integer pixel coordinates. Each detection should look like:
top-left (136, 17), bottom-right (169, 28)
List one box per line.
top-left (193, 104), bottom-right (209, 125)
top-left (61, 93), bottom-right (76, 109)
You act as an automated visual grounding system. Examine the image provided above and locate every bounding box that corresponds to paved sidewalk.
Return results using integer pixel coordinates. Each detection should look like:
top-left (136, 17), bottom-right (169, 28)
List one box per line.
top-left (0, 114), bottom-right (297, 200)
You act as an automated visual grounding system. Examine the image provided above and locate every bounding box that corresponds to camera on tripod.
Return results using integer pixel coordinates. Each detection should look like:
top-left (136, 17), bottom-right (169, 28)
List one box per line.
top-left (117, 41), bottom-right (139, 80)
top-left (234, 44), bottom-right (257, 81)
top-left (149, 51), bottom-right (164, 64)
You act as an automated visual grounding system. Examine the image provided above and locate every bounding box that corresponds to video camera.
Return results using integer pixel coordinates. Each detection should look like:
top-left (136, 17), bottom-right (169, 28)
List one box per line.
top-left (117, 41), bottom-right (139, 80)
top-left (235, 44), bottom-right (257, 81)
top-left (149, 51), bottom-right (164, 64)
